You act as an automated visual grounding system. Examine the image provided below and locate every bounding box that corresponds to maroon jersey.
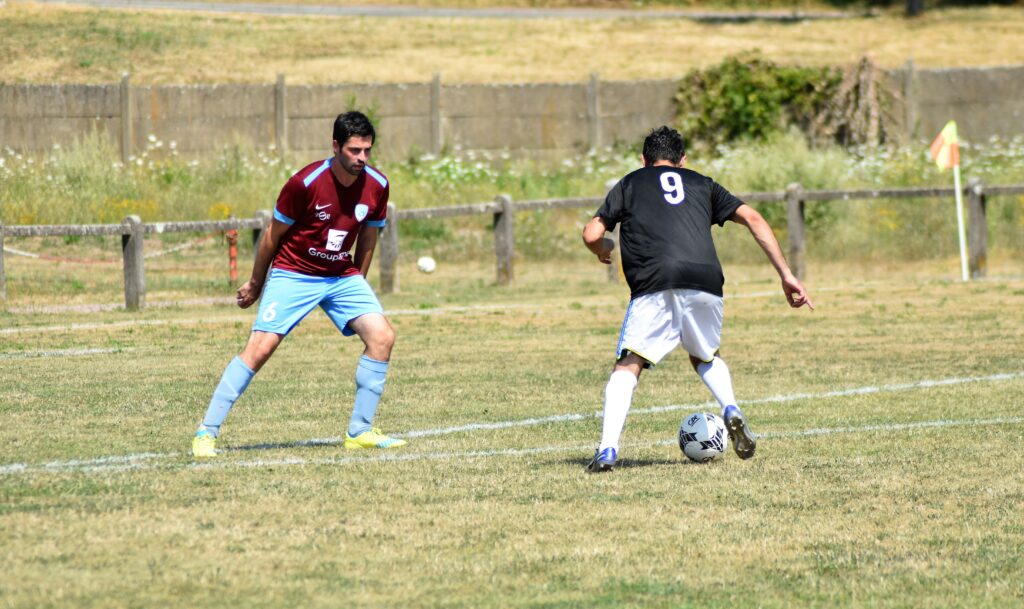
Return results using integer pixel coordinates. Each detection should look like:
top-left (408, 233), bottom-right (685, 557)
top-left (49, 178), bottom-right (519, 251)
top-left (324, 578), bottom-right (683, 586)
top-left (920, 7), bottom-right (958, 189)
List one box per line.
top-left (271, 158), bottom-right (389, 277)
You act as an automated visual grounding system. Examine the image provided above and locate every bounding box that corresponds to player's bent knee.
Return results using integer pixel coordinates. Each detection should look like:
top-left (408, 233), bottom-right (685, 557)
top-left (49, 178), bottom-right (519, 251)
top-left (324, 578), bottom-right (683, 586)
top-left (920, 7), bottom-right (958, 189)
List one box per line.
top-left (365, 328), bottom-right (395, 360)
top-left (372, 324), bottom-right (395, 350)
top-left (241, 332), bottom-right (283, 371)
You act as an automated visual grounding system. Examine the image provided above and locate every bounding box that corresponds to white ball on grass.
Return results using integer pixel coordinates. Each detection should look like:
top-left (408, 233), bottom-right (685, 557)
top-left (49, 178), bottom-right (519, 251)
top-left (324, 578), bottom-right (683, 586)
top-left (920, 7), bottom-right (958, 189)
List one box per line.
top-left (417, 256), bottom-right (437, 273)
top-left (678, 412), bottom-right (728, 463)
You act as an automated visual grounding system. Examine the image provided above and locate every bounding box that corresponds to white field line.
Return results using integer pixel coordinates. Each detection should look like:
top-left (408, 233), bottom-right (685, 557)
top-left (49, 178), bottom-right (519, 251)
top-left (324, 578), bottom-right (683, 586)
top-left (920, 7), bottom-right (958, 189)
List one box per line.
top-left (9, 415), bottom-right (1024, 476)
top-left (0, 303), bottom-right (550, 335)
top-left (0, 347), bottom-right (132, 360)
top-left (7, 297), bottom-right (239, 315)
top-left (0, 317), bottom-right (236, 335)
top-left (1, 371), bottom-right (1021, 476)
top-left (401, 371), bottom-right (1024, 438)
top-left (0, 279), bottom-right (904, 334)
top-left (2, 246), bottom-right (41, 258)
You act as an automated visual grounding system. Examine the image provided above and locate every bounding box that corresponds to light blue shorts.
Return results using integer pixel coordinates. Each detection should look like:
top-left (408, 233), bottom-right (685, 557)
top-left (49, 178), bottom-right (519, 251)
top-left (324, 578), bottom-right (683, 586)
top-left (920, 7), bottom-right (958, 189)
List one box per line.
top-left (253, 268), bottom-right (384, 337)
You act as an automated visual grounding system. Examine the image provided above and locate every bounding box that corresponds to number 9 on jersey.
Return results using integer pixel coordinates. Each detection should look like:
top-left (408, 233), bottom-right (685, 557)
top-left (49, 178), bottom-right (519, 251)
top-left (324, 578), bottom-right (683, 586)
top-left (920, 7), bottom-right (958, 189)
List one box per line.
top-left (659, 172), bottom-right (685, 205)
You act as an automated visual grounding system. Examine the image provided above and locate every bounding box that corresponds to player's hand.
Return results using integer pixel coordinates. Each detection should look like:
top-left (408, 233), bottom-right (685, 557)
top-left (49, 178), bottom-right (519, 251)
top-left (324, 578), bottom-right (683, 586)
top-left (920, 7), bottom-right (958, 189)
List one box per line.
top-left (236, 279), bottom-right (261, 309)
top-left (596, 237), bottom-right (615, 265)
top-left (782, 274), bottom-right (814, 310)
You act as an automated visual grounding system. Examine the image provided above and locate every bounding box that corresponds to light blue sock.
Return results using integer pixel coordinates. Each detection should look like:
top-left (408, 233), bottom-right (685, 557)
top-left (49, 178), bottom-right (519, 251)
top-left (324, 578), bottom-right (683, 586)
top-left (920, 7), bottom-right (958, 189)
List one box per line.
top-left (347, 355), bottom-right (389, 437)
top-left (200, 356), bottom-right (255, 437)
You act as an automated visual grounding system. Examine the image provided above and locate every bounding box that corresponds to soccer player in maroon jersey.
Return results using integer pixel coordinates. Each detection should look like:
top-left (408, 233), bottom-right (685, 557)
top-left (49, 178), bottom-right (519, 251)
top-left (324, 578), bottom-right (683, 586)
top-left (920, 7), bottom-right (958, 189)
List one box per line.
top-left (192, 111), bottom-right (405, 457)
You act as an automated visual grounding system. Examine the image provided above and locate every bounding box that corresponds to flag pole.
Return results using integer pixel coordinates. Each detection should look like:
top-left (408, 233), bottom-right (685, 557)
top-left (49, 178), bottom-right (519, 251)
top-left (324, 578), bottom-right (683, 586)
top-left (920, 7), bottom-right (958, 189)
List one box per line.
top-left (953, 163), bottom-right (968, 281)
top-left (932, 120), bottom-right (968, 282)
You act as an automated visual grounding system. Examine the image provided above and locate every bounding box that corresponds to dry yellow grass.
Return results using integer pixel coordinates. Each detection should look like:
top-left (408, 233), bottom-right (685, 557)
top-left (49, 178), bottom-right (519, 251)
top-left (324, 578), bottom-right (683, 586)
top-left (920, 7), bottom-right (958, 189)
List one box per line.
top-left (1, 3), bottom-right (1023, 84)
top-left (2, 256), bottom-right (1023, 608)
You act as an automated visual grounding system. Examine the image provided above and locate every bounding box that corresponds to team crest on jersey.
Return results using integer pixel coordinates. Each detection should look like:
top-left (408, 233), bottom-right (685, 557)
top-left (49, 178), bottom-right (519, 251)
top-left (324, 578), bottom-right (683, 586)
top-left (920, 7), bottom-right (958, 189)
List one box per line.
top-left (354, 203), bottom-right (369, 222)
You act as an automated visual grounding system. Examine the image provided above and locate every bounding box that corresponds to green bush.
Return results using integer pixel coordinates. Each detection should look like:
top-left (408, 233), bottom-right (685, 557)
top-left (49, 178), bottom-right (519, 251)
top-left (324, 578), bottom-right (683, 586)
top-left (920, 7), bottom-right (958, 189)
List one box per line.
top-left (694, 129), bottom-right (850, 230)
top-left (676, 52), bottom-right (840, 153)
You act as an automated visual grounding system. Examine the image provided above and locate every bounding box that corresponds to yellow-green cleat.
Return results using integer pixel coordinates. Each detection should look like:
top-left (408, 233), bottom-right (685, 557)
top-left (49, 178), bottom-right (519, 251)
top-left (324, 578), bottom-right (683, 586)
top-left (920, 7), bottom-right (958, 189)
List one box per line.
top-left (344, 428), bottom-right (407, 450)
top-left (192, 429), bottom-right (218, 458)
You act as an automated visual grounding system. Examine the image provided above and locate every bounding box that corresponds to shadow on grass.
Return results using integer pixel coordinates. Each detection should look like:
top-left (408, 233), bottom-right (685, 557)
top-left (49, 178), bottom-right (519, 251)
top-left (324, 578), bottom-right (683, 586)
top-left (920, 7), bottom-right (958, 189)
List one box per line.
top-left (225, 437), bottom-right (343, 453)
top-left (561, 456), bottom-right (692, 469)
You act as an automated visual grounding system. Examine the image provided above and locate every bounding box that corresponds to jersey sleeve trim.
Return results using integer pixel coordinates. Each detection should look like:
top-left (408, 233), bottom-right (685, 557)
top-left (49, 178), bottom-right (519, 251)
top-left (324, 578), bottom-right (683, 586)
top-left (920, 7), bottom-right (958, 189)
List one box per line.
top-left (302, 159), bottom-right (331, 187)
top-left (273, 209), bottom-right (296, 226)
top-left (365, 219), bottom-right (386, 228)
top-left (364, 165), bottom-right (388, 188)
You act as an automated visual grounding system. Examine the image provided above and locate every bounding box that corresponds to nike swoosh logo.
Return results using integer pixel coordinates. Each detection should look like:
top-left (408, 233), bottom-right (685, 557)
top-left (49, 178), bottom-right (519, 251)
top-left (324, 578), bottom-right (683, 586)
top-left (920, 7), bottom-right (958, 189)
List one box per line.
top-left (315, 203), bottom-right (330, 210)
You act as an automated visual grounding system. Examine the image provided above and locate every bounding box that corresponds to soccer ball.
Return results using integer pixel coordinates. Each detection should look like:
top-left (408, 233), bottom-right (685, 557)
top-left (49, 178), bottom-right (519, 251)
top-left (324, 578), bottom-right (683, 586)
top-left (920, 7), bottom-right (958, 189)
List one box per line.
top-left (678, 412), bottom-right (728, 463)
top-left (416, 256), bottom-right (437, 273)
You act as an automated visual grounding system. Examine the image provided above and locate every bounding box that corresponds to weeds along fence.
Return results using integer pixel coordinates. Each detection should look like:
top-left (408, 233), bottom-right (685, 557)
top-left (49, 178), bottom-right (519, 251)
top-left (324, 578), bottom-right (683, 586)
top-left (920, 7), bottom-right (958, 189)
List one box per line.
top-left (1, 178), bottom-right (1021, 310)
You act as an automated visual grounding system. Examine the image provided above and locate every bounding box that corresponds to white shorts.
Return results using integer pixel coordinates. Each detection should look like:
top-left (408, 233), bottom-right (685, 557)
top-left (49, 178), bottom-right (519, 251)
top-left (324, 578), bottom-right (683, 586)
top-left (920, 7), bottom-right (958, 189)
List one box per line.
top-left (616, 288), bottom-right (723, 366)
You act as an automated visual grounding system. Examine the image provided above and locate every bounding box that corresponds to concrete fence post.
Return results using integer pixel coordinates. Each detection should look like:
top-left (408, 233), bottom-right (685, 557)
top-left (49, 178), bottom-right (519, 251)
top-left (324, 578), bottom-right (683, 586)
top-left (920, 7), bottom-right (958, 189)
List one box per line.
top-left (0, 219), bottom-right (6, 308)
top-left (275, 74), bottom-right (288, 155)
top-left (902, 58), bottom-right (916, 141)
top-left (587, 73), bottom-right (601, 151)
top-left (253, 210), bottom-right (271, 257)
top-left (121, 215), bottom-right (145, 310)
top-left (379, 203), bottom-right (399, 294)
top-left (119, 73), bottom-right (133, 165)
top-left (785, 183), bottom-right (807, 281)
top-left (603, 178), bottom-right (619, 283)
top-left (607, 226), bottom-right (621, 284)
top-left (967, 178), bottom-right (988, 279)
top-left (494, 194), bottom-right (514, 286)
top-left (431, 73), bottom-right (443, 155)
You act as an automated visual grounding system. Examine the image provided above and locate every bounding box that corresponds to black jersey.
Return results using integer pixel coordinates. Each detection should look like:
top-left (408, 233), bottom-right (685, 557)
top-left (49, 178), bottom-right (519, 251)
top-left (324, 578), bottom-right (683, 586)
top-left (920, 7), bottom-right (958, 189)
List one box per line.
top-left (596, 165), bottom-right (744, 299)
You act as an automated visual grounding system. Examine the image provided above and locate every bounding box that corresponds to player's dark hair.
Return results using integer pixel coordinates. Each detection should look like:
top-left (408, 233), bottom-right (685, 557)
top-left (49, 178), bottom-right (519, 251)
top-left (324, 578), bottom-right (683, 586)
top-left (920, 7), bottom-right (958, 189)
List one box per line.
top-left (333, 111), bottom-right (376, 145)
top-left (642, 126), bottom-right (685, 165)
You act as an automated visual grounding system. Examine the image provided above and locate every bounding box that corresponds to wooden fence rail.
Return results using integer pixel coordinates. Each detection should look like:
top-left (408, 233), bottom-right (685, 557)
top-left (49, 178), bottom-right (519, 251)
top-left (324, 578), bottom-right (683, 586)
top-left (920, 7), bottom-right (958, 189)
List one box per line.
top-left (2, 180), bottom-right (1022, 309)
top-left (0, 212), bottom-right (272, 310)
top-left (377, 178), bottom-right (1023, 293)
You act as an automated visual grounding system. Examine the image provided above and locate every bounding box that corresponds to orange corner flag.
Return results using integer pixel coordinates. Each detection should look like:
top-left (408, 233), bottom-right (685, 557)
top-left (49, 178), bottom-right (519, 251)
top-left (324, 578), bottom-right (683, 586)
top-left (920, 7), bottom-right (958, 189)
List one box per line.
top-left (930, 120), bottom-right (959, 171)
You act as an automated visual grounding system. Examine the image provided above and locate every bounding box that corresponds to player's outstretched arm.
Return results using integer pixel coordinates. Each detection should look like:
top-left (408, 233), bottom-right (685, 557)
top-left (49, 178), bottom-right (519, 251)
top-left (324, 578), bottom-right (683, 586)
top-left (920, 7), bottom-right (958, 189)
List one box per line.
top-left (729, 204), bottom-right (814, 310)
top-left (582, 217), bottom-right (615, 265)
top-left (237, 218), bottom-right (288, 309)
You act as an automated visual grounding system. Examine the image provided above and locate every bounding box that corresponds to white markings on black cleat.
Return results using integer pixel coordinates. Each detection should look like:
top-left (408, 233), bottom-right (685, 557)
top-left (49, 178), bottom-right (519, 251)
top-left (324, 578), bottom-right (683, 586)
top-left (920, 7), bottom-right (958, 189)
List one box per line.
top-left (723, 405), bottom-right (757, 460)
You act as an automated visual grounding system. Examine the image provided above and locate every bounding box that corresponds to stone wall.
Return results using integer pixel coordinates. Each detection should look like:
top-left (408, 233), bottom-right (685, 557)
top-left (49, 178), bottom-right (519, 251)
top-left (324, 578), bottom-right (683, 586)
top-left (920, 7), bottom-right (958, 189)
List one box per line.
top-left (1, 66), bottom-right (1022, 162)
top-left (910, 66), bottom-right (1024, 143)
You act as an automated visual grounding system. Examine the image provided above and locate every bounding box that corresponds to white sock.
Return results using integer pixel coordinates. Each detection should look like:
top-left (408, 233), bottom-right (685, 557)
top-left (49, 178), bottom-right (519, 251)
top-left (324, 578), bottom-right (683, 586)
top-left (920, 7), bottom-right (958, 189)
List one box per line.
top-left (697, 356), bottom-right (737, 410)
top-left (599, 370), bottom-right (638, 451)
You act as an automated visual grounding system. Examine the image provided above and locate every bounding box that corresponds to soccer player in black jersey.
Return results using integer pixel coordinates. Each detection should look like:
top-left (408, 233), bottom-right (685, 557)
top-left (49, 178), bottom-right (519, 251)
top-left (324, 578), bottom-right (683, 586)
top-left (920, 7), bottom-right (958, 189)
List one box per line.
top-left (582, 126), bottom-right (813, 472)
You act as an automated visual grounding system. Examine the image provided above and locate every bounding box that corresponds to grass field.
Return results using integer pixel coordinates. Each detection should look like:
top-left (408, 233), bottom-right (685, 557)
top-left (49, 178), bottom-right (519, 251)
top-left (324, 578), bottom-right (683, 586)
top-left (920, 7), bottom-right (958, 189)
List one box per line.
top-left (2, 252), bottom-right (1023, 608)
top-left (2, 3), bottom-right (1024, 84)
top-left (2, 1), bottom-right (1023, 605)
